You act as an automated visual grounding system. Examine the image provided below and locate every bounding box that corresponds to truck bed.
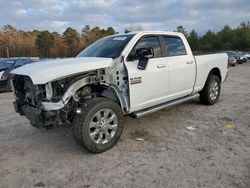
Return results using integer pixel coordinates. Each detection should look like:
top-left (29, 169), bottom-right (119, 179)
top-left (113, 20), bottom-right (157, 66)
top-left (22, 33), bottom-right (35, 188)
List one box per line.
top-left (194, 52), bottom-right (228, 93)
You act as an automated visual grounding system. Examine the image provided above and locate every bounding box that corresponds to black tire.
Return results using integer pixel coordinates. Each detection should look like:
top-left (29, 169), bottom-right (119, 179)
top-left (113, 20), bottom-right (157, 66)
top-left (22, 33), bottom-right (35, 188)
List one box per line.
top-left (72, 97), bottom-right (123, 153)
top-left (199, 75), bottom-right (221, 105)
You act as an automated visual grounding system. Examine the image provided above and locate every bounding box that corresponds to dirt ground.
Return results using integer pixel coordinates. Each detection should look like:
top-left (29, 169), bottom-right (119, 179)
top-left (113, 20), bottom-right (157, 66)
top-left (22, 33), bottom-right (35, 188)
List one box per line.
top-left (0, 63), bottom-right (250, 188)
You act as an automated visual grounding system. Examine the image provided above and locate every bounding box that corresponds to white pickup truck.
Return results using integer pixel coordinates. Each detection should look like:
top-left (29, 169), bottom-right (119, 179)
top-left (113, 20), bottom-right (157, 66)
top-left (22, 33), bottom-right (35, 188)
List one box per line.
top-left (11, 31), bottom-right (228, 153)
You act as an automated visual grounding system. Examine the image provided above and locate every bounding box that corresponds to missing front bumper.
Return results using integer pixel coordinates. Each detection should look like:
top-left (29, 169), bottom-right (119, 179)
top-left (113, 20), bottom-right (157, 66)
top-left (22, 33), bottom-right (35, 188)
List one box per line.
top-left (14, 102), bottom-right (44, 128)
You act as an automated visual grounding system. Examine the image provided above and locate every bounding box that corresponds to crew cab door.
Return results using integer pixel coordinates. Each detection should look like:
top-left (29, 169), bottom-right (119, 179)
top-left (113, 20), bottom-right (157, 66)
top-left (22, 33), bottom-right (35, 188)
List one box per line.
top-left (124, 35), bottom-right (169, 112)
top-left (161, 35), bottom-right (196, 99)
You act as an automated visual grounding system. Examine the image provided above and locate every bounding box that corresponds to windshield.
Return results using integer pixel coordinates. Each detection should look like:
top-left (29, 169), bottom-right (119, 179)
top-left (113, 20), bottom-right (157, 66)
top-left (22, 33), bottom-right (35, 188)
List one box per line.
top-left (77, 34), bottom-right (135, 58)
top-left (227, 52), bottom-right (238, 56)
top-left (0, 60), bottom-right (15, 70)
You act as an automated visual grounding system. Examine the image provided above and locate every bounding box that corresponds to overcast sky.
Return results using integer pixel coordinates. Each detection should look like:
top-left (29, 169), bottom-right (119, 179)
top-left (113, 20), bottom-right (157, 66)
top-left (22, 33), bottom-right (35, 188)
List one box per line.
top-left (0, 0), bottom-right (249, 35)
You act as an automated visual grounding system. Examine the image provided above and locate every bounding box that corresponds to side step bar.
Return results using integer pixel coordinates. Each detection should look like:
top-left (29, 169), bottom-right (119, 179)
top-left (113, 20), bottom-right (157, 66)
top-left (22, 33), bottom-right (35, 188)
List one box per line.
top-left (132, 94), bottom-right (200, 118)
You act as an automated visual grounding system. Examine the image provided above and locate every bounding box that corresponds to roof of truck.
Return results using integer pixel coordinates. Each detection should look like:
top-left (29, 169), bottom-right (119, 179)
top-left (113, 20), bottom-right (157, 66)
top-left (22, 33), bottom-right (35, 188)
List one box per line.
top-left (122, 31), bottom-right (183, 36)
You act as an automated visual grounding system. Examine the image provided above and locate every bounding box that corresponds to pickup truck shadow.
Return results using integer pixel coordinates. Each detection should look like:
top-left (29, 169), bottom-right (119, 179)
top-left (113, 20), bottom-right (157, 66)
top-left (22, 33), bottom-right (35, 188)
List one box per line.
top-left (12, 124), bottom-right (91, 155)
top-left (0, 90), bottom-right (10, 93)
top-left (10, 99), bottom-right (201, 156)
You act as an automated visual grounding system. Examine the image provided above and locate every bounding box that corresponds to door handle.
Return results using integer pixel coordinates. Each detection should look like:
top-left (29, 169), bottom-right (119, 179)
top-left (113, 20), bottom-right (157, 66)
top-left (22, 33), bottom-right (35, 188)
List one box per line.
top-left (187, 61), bottom-right (194, 64)
top-left (157, 64), bottom-right (166, 68)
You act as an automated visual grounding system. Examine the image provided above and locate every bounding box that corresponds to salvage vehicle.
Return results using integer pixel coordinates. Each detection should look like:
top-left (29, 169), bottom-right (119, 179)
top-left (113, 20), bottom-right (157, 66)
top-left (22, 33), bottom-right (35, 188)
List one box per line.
top-left (227, 51), bottom-right (246, 64)
top-left (244, 52), bottom-right (250, 60)
top-left (11, 31), bottom-right (228, 153)
top-left (226, 52), bottom-right (238, 67)
top-left (0, 59), bottom-right (14, 91)
top-left (0, 58), bottom-right (39, 91)
top-left (227, 56), bottom-right (237, 66)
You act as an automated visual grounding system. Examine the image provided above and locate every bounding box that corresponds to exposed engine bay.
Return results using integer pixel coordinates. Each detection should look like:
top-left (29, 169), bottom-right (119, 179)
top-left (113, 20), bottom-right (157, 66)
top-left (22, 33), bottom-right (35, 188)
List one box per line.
top-left (12, 70), bottom-right (120, 128)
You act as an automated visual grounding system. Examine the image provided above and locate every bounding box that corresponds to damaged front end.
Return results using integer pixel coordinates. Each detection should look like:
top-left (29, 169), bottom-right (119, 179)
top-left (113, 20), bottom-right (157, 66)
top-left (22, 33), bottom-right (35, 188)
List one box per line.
top-left (12, 73), bottom-right (99, 128)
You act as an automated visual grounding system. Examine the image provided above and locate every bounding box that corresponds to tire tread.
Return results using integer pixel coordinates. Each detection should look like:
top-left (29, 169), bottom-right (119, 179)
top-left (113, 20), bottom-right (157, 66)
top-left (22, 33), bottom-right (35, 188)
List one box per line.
top-left (72, 97), bottom-right (123, 153)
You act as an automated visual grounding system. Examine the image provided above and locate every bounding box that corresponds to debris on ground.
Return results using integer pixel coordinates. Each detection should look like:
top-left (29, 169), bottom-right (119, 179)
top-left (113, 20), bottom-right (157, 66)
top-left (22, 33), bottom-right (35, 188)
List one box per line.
top-left (135, 137), bottom-right (144, 141)
top-left (34, 182), bottom-right (45, 187)
top-left (186, 126), bottom-right (197, 131)
top-left (226, 124), bottom-right (234, 129)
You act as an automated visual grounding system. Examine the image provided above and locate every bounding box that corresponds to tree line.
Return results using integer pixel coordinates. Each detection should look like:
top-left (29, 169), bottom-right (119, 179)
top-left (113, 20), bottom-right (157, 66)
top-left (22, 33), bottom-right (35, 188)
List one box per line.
top-left (0, 22), bottom-right (249, 58)
top-left (177, 22), bottom-right (250, 52)
top-left (0, 25), bottom-right (116, 58)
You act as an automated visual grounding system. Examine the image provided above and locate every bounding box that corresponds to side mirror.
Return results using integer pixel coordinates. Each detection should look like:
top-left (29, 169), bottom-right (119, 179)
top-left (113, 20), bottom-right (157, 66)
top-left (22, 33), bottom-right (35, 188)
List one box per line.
top-left (136, 48), bottom-right (154, 59)
top-left (136, 48), bottom-right (154, 70)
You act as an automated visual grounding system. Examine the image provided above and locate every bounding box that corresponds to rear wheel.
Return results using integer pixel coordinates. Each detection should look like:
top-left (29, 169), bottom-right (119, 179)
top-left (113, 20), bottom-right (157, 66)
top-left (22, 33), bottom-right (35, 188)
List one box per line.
top-left (73, 98), bottom-right (123, 153)
top-left (199, 75), bottom-right (221, 105)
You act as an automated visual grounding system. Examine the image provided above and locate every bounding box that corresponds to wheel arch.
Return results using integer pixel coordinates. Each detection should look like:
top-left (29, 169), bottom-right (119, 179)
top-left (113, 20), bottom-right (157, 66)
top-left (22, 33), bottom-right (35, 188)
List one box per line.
top-left (83, 84), bottom-right (128, 114)
top-left (208, 67), bottom-right (222, 82)
top-left (100, 85), bottom-right (128, 114)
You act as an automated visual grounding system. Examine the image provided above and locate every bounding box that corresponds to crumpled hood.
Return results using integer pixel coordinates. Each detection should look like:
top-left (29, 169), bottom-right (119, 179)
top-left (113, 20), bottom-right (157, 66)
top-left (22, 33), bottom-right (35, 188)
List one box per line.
top-left (11, 57), bottom-right (113, 84)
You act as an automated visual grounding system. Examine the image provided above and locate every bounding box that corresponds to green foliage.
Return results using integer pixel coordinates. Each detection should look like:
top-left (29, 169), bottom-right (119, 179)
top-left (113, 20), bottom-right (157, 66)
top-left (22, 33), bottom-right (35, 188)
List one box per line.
top-left (184, 21), bottom-right (250, 52)
top-left (35, 31), bottom-right (54, 57)
top-left (199, 30), bottom-right (218, 51)
top-left (81, 25), bottom-right (116, 46)
top-left (188, 29), bottom-right (199, 51)
top-left (63, 27), bottom-right (80, 56)
top-left (176, 25), bottom-right (188, 38)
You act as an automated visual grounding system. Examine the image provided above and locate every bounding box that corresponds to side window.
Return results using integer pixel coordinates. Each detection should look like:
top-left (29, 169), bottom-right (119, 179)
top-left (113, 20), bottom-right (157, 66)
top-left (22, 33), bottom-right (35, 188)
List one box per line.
top-left (15, 60), bottom-right (25, 67)
top-left (163, 36), bottom-right (187, 56)
top-left (128, 35), bottom-right (162, 60)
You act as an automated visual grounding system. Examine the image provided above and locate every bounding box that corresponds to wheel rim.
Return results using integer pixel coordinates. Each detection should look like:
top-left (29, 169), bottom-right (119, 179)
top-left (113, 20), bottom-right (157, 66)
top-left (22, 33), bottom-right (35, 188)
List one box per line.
top-left (89, 108), bottom-right (118, 144)
top-left (209, 80), bottom-right (219, 101)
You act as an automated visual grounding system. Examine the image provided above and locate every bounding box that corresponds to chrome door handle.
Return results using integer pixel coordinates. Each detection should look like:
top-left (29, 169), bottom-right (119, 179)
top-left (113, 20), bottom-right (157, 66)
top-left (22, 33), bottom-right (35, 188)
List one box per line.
top-left (187, 61), bottom-right (194, 64)
top-left (157, 64), bottom-right (166, 68)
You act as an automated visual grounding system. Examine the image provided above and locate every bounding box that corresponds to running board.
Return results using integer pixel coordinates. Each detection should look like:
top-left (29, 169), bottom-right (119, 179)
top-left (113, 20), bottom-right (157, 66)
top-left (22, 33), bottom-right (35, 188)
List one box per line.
top-left (132, 94), bottom-right (200, 118)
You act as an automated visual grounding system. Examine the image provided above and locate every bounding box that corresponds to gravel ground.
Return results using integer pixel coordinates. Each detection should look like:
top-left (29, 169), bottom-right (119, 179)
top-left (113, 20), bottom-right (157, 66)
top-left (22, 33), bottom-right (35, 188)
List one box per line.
top-left (0, 63), bottom-right (250, 188)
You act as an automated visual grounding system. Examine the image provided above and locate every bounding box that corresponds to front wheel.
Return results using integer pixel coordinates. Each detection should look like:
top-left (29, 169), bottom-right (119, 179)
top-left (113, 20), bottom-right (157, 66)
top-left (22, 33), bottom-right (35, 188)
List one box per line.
top-left (199, 75), bottom-right (221, 105)
top-left (73, 98), bottom-right (123, 153)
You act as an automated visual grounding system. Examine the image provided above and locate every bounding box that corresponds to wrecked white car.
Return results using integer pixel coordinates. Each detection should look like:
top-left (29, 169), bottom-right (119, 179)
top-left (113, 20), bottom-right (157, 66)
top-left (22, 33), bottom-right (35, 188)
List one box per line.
top-left (11, 31), bottom-right (228, 153)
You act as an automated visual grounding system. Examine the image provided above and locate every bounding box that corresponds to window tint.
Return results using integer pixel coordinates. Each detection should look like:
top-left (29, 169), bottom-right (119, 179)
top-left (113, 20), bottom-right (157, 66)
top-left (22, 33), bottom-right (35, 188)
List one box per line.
top-left (128, 36), bottom-right (162, 60)
top-left (163, 36), bottom-right (187, 56)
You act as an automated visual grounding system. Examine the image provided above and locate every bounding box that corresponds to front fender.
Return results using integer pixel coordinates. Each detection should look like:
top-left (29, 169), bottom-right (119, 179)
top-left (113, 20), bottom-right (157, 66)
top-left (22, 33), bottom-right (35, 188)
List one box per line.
top-left (42, 76), bottom-right (96, 111)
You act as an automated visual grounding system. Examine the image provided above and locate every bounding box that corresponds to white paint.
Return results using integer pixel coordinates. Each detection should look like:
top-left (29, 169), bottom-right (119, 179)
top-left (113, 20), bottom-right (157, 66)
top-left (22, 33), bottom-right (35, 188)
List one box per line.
top-left (125, 57), bottom-right (169, 111)
top-left (122, 31), bottom-right (228, 112)
top-left (11, 57), bottom-right (113, 84)
top-left (10, 31), bottom-right (228, 114)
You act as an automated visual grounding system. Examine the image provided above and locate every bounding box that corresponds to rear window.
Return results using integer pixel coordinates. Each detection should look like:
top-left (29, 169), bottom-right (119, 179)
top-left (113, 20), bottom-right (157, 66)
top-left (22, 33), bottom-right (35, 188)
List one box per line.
top-left (163, 36), bottom-right (187, 56)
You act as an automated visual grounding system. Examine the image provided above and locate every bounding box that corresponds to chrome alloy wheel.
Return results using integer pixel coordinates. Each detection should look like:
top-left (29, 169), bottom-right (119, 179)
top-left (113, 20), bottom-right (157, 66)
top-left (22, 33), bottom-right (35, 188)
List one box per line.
top-left (89, 108), bottom-right (118, 144)
top-left (209, 80), bottom-right (219, 100)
